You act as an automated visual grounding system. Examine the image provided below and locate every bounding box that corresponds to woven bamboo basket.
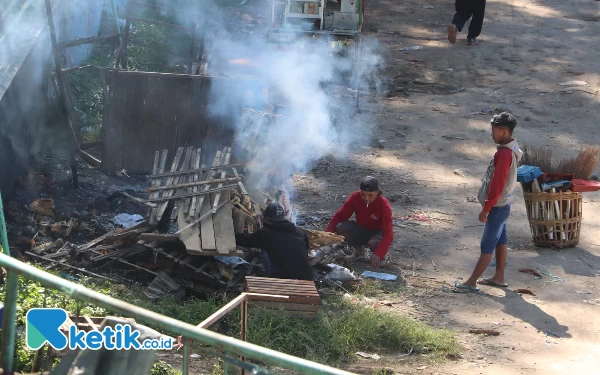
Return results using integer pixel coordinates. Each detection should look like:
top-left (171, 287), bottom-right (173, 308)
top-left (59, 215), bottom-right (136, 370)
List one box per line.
top-left (523, 190), bottom-right (582, 248)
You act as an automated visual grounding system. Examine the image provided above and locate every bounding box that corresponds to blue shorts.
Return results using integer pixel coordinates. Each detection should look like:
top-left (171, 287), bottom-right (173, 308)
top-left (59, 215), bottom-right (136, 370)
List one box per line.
top-left (480, 204), bottom-right (511, 254)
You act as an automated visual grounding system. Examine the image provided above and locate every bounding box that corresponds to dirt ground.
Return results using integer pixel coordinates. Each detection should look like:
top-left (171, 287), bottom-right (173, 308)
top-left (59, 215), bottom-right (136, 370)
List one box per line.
top-left (293, 0), bottom-right (600, 374)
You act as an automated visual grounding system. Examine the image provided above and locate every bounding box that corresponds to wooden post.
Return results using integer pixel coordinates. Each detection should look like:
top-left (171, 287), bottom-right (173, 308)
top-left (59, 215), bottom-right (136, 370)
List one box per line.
top-left (44, 0), bottom-right (80, 188)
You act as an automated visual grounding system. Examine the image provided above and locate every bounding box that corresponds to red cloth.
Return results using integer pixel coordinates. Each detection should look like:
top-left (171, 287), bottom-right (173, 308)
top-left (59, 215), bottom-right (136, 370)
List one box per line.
top-left (325, 191), bottom-right (393, 258)
top-left (483, 147), bottom-right (513, 212)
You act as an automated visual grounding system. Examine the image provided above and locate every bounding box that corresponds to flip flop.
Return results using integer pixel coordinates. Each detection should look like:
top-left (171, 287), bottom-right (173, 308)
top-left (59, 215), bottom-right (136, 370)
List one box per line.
top-left (452, 284), bottom-right (480, 294)
top-left (447, 24), bottom-right (457, 44)
top-left (478, 278), bottom-right (508, 288)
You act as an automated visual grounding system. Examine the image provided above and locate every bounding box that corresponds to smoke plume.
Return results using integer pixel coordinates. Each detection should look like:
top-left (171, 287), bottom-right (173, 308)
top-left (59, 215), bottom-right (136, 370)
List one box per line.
top-left (161, 0), bottom-right (385, 192)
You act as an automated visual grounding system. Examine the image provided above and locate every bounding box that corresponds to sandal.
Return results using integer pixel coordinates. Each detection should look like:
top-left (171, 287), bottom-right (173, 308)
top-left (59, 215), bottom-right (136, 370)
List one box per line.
top-left (452, 284), bottom-right (481, 294)
top-left (477, 278), bottom-right (508, 288)
top-left (447, 24), bottom-right (457, 44)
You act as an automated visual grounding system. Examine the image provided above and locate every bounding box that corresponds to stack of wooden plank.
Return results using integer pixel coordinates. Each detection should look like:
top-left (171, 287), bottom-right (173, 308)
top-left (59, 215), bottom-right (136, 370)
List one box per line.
top-left (145, 146), bottom-right (261, 255)
top-left (244, 276), bottom-right (320, 317)
top-left (300, 228), bottom-right (345, 250)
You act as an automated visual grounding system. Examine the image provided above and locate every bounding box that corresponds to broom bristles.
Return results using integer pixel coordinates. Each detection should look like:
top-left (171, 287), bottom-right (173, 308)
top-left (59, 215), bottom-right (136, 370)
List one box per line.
top-left (522, 145), bottom-right (600, 180)
top-left (556, 146), bottom-right (600, 180)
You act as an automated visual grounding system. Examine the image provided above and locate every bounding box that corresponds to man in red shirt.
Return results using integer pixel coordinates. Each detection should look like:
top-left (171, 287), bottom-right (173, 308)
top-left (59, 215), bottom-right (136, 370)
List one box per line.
top-left (325, 177), bottom-right (393, 270)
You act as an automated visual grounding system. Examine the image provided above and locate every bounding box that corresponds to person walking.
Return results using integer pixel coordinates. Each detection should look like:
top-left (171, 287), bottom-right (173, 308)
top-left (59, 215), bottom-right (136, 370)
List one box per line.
top-left (447, 0), bottom-right (487, 45)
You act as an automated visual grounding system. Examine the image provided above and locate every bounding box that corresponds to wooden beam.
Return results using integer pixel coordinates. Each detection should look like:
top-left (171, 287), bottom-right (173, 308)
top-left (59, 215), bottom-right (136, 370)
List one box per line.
top-left (60, 33), bottom-right (121, 49)
top-left (78, 150), bottom-right (101, 168)
top-left (62, 64), bottom-right (93, 74)
top-left (145, 184), bottom-right (239, 203)
top-left (148, 177), bottom-right (241, 192)
top-left (147, 163), bottom-right (245, 179)
top-left (140, 233), bottom-right (179, 242)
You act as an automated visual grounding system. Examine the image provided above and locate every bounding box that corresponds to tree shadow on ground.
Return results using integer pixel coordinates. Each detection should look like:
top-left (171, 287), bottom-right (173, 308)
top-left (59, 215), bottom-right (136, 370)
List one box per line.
top-left (528, 246), bottom-right (600, 278)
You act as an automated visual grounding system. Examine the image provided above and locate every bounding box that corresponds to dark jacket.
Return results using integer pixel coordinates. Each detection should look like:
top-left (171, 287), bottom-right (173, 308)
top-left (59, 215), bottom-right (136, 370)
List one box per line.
top-left (235, 221), bottom-right (313, 281)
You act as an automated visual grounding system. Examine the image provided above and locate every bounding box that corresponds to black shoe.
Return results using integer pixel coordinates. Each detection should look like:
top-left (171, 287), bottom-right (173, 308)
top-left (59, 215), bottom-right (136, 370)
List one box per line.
top-left (467, 37), bottom-right (480, 45)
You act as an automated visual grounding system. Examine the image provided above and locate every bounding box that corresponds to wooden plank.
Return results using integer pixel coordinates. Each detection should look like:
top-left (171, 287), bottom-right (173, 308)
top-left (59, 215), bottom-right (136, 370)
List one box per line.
top-left (148, 177), bottom-right (241, 192)
top-left (213, 198), bottom-right (236, 254)
top-left (188, 148), bottom-right (202, 216)
top-left (173, 148), bottom-right (197, 221)
top-left (60, 33), bottom-right (121, 49)
top-left (212, 148), bottom-right (232, 213)
top-left (198, 151), bottom-right (224, 249)
top-left (145, 184), bottom-right (238, 203)
top-left (140, 233), bottom-right (179, 242)
top-left (170, 147), bottom-right (194, 221)
top-left (246, 285), bottom-right (319, 296)
top-left (139, 76), bottom-right (163, 173)
top-left (157, 147), bottom-right (191, 220)
top-left (246, 279), bottom-right (320, 289)
top-left (155, 147), bottom-right (184, 221)
top-left (245, 287), bottom-right (320, 296)
top-left (149, 150), bottom-right (168, 224)
top-left (147, 163), bottom-right (245, 179)
top-left (248, 301), bottom-right (319, 312)
top-left (79, 150), bottom-right (101, 168)
top-left (184, 249), bottom-right (245, 257)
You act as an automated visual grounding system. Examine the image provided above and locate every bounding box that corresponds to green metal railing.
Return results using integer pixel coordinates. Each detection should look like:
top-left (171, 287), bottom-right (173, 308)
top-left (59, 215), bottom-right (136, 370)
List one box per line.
top-left (0, 192), bottom-right (355, 375)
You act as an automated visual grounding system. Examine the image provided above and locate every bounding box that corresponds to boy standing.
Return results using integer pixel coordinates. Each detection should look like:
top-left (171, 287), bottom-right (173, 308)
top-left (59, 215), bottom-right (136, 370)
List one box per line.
top-left (447, 0), bottom-right (487, 45)
top-left (454, 112), bottom-right (522, 293)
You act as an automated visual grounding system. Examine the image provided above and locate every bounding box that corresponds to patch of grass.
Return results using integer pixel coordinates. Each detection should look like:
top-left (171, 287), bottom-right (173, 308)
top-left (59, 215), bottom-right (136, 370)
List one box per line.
top-left (150, 360), bottom-right (182, 375)
top-left (245, 297), bottom-right (460, 365)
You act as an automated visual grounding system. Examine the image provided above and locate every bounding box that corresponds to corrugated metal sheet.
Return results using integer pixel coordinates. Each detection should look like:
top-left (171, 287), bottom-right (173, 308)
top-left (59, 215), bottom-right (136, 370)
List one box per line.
top-left (0, 0), bottom-right (127, 192)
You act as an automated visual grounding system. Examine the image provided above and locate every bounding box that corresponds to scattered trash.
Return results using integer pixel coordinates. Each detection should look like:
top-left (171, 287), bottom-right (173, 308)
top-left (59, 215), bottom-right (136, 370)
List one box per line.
top-left (416, 366), bottom-right (428, 370)
top-left (215, 256), bottom-right (248, 267)
top-left (466, 197), bottom-right (478, 203)
top-left (514, 288), bottom-right (536, 296)
top-left (355, 352), bottom-right (381, 360)
top-left (445, 68), bottom-right (454, 72)
top-left (190, 354), bottom-right (201, 359)
top-left (519, 268), bottom-right (543, 278)
top-left (325, 264), bottom-right (357, 281)
top-left (361, 271), bottom-right (398, 281)
top-left (583, 299), bottom-right (600, 306)
top-left (558, 80), bottom-right (588, 86)
top-left (453, 169), bottom-right (466, 177)
top-left (576, 290), bottom-right (591, 294)
top-left (30, 198), bottom-right (56, 217)
top-left (145, 272), bottom-right (180, 300)
top-left (399, 46), bottom-right (424, 51)
top-left (469, 329), bottom-right (500, 336)
top-left (546, 330), bottom-right (561, 339)
top-left (114, 213), bottom-right (145, 229)
top-left (442, 134), bottom-right (467, 141)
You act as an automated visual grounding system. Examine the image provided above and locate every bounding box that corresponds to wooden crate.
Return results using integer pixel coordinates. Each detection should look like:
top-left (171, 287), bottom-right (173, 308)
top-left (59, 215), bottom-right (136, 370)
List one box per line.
top-left (244, 276), bottom-right (320, 317)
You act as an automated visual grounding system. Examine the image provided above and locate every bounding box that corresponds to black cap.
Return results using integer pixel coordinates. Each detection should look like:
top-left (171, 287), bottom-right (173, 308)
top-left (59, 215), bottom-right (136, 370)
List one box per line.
top-left (360, 176), bottom-right (379, 192)
top-left (264, 203), bottom-right (287, 223)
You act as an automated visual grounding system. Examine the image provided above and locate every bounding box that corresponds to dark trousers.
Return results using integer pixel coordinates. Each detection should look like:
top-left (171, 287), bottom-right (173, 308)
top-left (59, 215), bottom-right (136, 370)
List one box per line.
top-left (452, 0), bottom-right (486, 39)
